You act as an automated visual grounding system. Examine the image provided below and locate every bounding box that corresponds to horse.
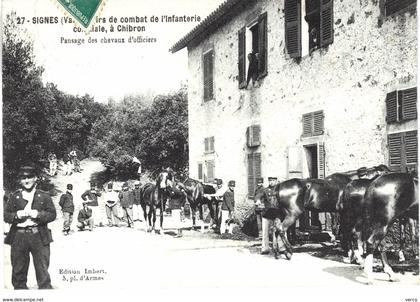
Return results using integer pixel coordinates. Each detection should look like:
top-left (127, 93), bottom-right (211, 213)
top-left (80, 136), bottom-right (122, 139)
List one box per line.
top-left (339, 165), bottom-right (391, 264)
top-left (177, 178), bottom-right (216, 227)
top-left (139, 171), bottom-right (173, 233)
top-left (362, 172), bottom-right (418, 284)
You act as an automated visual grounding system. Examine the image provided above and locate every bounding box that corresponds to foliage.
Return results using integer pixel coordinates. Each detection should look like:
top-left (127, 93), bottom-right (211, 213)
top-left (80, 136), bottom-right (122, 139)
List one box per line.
top-left (89, 88), bottom-right (189, 178)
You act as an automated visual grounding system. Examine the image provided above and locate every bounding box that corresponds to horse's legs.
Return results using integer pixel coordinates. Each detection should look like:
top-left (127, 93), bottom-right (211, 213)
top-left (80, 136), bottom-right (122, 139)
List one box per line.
top-left (364, 225), bottom-right (389, 284)
top-left (207, 200), bottom-right (215, 226)
top-left (398, 219), bottom-right (407, 262)
top-left (146, 206), bottom-right (152, 232)
top-left (380, 246), bottom-right (399, 282)
top-left (198, 202), bottom-right (204, 221)
top-left (273, 215), bottom-right (297, 260)
top-left (159, 201), bottom-right (164, 232)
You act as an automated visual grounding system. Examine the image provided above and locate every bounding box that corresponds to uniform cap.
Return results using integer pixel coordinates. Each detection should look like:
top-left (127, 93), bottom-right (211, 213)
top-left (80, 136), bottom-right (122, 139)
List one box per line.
top-left (90, 182), bottom-right (96, 187)
top-left (213, 178), bottom-right (219, 184)
top-left (67, 184), bottom-right (73, 190)
top-left (216, 179), bottom-right (223, 185)
top-left (18, 165), bottom-right (37, 178)
top-left (107, 183), bottom-right (113, 189)
top-left (228, 180), bottom-right (235, 187)
top-left (268, 177), bottom-right (278, 181)
top-left (256, 178), bottom-right (264, 185)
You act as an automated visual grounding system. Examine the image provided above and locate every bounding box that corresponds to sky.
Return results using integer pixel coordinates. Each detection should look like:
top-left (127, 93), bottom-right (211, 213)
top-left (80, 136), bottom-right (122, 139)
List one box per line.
top-left (2, 0), bottom-right (225, 103)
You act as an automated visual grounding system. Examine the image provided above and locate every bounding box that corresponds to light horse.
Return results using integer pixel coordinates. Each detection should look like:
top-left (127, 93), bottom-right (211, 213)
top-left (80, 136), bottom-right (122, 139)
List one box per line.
top-left (362, 172), bottom-right (418, 284)
top-left (139, 171), bottom-right (173, 233)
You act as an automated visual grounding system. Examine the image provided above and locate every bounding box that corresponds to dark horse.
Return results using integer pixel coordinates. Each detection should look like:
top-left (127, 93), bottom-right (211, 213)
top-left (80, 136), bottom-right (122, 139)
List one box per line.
top-left (139, 171), bottom-right (173, 233)
top-left (338, 165), bottom-right (391, 264)
top-left (362, 172), bottom-right (418, 284)
top-left (255, 173), bottom-right (352, 259)
top-left (177, 178), bottom-right (216, 227)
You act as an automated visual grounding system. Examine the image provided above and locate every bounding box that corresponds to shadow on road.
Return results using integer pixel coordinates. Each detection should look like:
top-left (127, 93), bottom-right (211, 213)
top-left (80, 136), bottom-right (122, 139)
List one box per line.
top-left (323, 266), bottom-right (367, 285)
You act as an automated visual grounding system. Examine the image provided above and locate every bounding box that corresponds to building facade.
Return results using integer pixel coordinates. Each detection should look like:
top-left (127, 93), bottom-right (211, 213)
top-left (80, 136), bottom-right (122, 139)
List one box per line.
top-left (171, 0), bottom-right (417, 220)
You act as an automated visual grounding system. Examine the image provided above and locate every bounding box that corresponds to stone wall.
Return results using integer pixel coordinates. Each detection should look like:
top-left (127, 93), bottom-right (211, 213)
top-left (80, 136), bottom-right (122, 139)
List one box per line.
top-left (186, 0), bottom-right (417, 218)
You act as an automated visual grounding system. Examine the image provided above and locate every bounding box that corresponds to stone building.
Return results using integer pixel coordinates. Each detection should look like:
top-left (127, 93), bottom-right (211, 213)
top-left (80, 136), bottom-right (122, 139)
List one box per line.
top-left (171, 0), bottom-right (417, 221)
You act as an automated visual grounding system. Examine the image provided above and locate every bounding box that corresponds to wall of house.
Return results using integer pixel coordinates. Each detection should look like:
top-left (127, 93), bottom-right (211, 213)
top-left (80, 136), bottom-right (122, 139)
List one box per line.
top-left (186, 0), bottom-right (417, 220)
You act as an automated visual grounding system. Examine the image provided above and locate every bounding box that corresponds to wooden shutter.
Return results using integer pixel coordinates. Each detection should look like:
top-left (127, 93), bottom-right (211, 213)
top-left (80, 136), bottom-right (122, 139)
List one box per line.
top-left (209, 136), bottom-right (215, 152)
top-left (285, 0), bottom-right (302, 58)
top-left (386, 91), bottom-right (398, 123)
top-left (257, 12), bottom-right (268, 78)
top-left (238, 27), bottom-right (247, 88)
top-left (206, 160), bottom-right (215, 182)
top-left (401, 87), bottom-right (417, 121)
top-left (302, 113), bottom-right (312, 136)
top-left (203, 50), bottom-right (214, 101)
top-left (405, 130), bottom-right (418, 166)
top-left (247, 154), bottom-right (255, 197)
top-left (248, 153), bottom-right (261, 197)
top-left (198, 163), bottom-right (203, 180)
top-left (204, 138), bottom-right (209, 153)
top-left (388, 133), bottom-right (403, 170)
top-left (247, 125), bottom-right (261, 147)
top-left (313, 110), bottom-right (324, 135)
top-left (385, 0), bottom-right (416, 16)
top-left (318, 142), bottom-right (325, 179)
top-left (320, 0), bottom-right (333, 47)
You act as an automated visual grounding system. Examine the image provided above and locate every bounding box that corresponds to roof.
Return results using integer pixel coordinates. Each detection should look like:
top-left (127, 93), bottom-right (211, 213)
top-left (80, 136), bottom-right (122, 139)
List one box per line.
top-left (170, 0), bottom-right (255, 53)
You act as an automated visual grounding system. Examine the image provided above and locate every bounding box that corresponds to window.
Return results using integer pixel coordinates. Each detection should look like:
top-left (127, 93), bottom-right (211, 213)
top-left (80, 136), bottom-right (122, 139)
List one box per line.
top-left (302, 110), bottom-right (324, 137)
top-left (203, 49), bottom-right (214, 101)
top-left (205, 160), bottom-right (215, 182)
top-left (285, 0), bottom-right (333, 58)
top-left (388, 131), bottom-right (418, 172)
top-left (248, 153), bottom-right (262, 197)
top-left (238, 12), bottom-right (268, 88)
top-left (246, 125), bottom-right (261, 147)
top-left (204, 136), bottom-right (215, 153)
top-left (384, 0), bottom-right (416, 17)
top-left (386, 87), bottom-right (417, 123)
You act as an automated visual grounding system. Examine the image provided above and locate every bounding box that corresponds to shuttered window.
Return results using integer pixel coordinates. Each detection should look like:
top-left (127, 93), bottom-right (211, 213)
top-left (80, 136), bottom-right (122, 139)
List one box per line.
top-left (320, 0), bottom-right (334, 47)
top-left (204, 136), bottom-right (215, 153)
top-left (384, 0), bottom-right (416, 16)
top-left (318, 142), bottom-right (325, 179)
top-left (302, 110), bottom-right (324, 137)
top-left (203, 50), bottom-right (214, 101)
top-left (285, 0), bottom-right (302, 58)
top-left (238, 27), bottom-right (247, 88)
top-left (257, 12), bottom-right (268, 78)
top-left (248, 153), bottom-right (262, 197)
top-left (388, 131), bottom-right (418, 172)
top-left (246, 125), bottom-right (261, 147)
top-left (205, 160), bottom-right (215, 182)
top-left (386, 87), bottom-right (417, 123)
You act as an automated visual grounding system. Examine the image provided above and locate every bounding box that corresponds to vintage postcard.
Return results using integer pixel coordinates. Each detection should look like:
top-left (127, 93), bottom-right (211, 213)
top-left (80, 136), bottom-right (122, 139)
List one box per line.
top-left (1, 0), bottom-right (419, 301)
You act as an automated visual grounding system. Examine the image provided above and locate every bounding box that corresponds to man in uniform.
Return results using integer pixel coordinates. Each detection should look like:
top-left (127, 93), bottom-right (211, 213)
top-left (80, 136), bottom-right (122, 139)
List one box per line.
top-left (119, 182), bottom-right (134, 227)
top-left (132, 181), bottom-right (143, 223)
top-left (104, 183), bottom-right (120, 227)
top-left (77, 200), bottom-right (94, 231)
top-left (220, 180), bottom-right (235, 234)
top-left (4, 165), bottom-right (57, 289)
top-left (81, 182), bottom-right (102, 227)
top-left (59, 184), bottom-right (74, 236)
top-left (213, 179), bottom-right (226, 233)
top-left (259, 176), bottom-right (278, 254)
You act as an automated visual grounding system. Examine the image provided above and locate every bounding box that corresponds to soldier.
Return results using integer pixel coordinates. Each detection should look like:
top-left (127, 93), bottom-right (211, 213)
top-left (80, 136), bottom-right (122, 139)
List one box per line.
top-left (77, 200), bottom-right (94, 231)
top-left (132, 181), bottom-right (143, 222)
top-left (104, 183), bottom-right (120, 227)
top-left (220, 180), bottom-right (235, 234)
top-left (119, 182), bottom-right (134, 227)
top-left (4, 165), bottom-right (56, 289)
top-left (81, 182), bottom-right (102, 227)
top-left (260, 176), bottom-right (278, 254)
top-left (254, 177), bottom-right (265, 238)
top-left (59, 184), bottom-right (74, 236)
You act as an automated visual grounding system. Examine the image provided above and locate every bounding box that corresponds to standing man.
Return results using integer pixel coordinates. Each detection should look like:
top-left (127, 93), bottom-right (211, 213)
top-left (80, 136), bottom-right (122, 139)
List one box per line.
top-left (214, 178), bottom-right (226, 233)
top-left (132, 181), bottom-right (143, 222)
top-left (4, 165), bottom-right (56, 289)
top-left (259, 176), bottom-right (278, 254)
top-left (59, 184), bottom-right (74, 236)
top-left (254, 177), bottom-right (265, 238)
top-left (118, 182), bottom-right (134, 227)
top-left (77, 201), bottom-right (94, 231)
top-left (104, 183), bottom-right (120, 227)
top-left (47, 153), bottom-right (57, 176)
top-left (220, 180), bottom-right (235, 234)
top-left (81, 182), bottom-right (102, 227)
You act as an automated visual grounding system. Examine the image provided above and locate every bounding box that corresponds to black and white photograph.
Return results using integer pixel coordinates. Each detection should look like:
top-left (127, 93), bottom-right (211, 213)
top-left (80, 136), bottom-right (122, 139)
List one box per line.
top-left (1, 0), bottom-right (419, 301)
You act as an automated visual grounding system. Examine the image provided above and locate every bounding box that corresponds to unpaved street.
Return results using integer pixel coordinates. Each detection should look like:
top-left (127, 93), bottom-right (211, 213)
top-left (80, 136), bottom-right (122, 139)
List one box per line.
top-left (3, 159), bottom-right (419, 290)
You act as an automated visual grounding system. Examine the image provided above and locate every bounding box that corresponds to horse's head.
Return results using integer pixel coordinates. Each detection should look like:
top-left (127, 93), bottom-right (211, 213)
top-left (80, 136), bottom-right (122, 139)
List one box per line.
top-left (157, 171), bottom-right (173, 191)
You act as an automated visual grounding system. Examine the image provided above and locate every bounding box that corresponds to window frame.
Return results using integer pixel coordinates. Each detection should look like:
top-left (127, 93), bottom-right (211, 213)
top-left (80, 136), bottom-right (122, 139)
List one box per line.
top-left (386, 87), bottom-right (417, 124)
top-left (302, 110), bottom-right (324, 137)
top-left (202, 48), bottom-right (214, 102)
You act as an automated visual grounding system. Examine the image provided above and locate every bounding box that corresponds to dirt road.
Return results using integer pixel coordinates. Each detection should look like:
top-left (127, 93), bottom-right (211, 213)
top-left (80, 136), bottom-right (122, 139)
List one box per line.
top-left (3, 159), bottom-right (419, 291)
